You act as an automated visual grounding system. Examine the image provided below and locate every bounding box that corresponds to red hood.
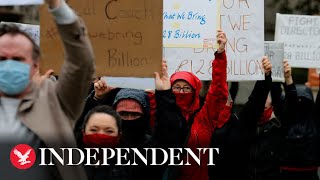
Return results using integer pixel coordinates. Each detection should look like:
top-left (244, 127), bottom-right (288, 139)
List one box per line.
top-left (170, 71), bottom-right (202, 118)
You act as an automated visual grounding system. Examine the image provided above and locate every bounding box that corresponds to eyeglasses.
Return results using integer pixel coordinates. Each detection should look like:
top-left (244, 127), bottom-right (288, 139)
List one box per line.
top-left (172, 86), bottom-right (193, 93)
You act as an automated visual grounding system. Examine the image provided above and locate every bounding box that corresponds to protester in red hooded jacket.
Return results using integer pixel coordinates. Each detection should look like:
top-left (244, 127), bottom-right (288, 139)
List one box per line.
top-left (154, 30), bottom-right (228, 180)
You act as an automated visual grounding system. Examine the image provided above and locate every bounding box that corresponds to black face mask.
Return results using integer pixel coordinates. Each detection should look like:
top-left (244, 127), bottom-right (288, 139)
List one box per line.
top-left (121, 117), bottom-right (146, 142)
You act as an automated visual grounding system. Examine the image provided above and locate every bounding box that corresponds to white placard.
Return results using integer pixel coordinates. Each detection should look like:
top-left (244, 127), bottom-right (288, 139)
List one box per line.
top-left (264, 41), bottom-right (285, 82)
top-left (101, 77), bottom-right (155, 90)
top-left (165, 0), bottom-right (265, 81)
top-left (275, 13), bottom-right (320, 68)
top-left (221, 0), bottom-right (265, 81)
top-left (0, 0), bottom-right (43, 6)
top-left (163, 0), bottom-right (219, 48)
top-left (165, 48), bottom-right (216, 80)
top-left (1, 22), bottom-right (40, 46)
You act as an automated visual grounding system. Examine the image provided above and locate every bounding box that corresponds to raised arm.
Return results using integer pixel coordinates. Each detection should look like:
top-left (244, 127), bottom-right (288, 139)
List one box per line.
top-left (74, 80), bottom-right (121, 142)
top-left (239, 57), bottom-right (272, 132)
top-left (271, 82), bottom-right (283, 117)
top-left (154, 61), bottom-right (187, 147)
top-left (197, 30), bottom-right (228, 130)
top-left (51, 0), bottom-right (95, 120)
top-left (280, 59), bottom-right (298, 127)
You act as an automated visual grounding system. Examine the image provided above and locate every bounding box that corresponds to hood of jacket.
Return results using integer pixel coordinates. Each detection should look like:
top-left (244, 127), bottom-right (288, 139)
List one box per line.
top-left (113, 88), bottom-right (150, 135)
top-left (296, 85), bottom-right (314, 102)
top-left (113, 88), bottom-right (150, 113)
top-left (170, 71), bottom-right (202, 118)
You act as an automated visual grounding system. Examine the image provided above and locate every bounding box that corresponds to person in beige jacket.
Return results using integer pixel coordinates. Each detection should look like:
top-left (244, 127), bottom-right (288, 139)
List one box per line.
top-left (0, 0), bottom-right (94, 179)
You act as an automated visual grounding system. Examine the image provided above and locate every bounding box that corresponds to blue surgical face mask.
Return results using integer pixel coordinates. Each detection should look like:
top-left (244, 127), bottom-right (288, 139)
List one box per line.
top-left (0, 60), bottom-right (30, 95)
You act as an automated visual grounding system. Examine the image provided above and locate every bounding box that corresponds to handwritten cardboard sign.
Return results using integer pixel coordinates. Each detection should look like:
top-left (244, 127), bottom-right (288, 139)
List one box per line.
top-left (264, 41), bottom-right (285, 82)
top-left (165, 0), bottom-right (265, 81)
top-left (163, 0), bottom-right (219, 48)
top-left (40, 0), bottom-right (162, 77)
top-left (0, 0), bottom-right (43, 6)
top-left (275, 13), bottom-right (320, 68)
top-left (1, 22), bottom-right (40, 46)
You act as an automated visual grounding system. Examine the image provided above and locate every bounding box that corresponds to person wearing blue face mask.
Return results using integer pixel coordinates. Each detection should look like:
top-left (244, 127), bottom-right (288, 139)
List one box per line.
top-left (0, 0), bottom-right (95, 180)
top-left (0, 60), bottom-right (31, 96)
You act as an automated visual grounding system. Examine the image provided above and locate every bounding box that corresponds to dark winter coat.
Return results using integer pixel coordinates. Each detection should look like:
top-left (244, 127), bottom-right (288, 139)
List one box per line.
top-left (247, 82), bottom-right (298, 180)
top-left (278, 85), bottom-right (320, 180)
top-left (75, 88), bottom-right (167, 180)
top-left (209, 73), bottom-right (272, 180)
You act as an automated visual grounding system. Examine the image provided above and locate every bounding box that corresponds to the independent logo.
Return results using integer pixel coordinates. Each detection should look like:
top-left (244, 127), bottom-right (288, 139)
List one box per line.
top-left (10, 144), bottom-right (36, 169)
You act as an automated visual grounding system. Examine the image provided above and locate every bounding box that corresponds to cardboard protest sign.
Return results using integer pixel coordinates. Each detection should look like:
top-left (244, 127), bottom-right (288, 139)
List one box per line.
top-left (264, 41), bottom-right (284, 82)
top-left (0, 0), bottom-right (43, 6)
top-left (165, 0), bottom-right (265, 81)
top-left (275, 13), bottom-right (320, 68)
top-left (1, 22), bottom-right (40, 46)
top-left (163, 0), bottom-right (219, 48)
top-left (40, 0), bottom-right (162, 77)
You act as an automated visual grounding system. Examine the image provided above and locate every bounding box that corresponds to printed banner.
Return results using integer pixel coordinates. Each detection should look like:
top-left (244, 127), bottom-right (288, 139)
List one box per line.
top-left (275, 13), bottom-right (320, 68)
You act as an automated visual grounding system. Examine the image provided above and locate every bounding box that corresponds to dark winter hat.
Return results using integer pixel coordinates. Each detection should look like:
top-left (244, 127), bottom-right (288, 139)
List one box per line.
top-left (113, 88), bottom-right (150, 114)
top-left (296, 84), bottom-right (314, 103)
